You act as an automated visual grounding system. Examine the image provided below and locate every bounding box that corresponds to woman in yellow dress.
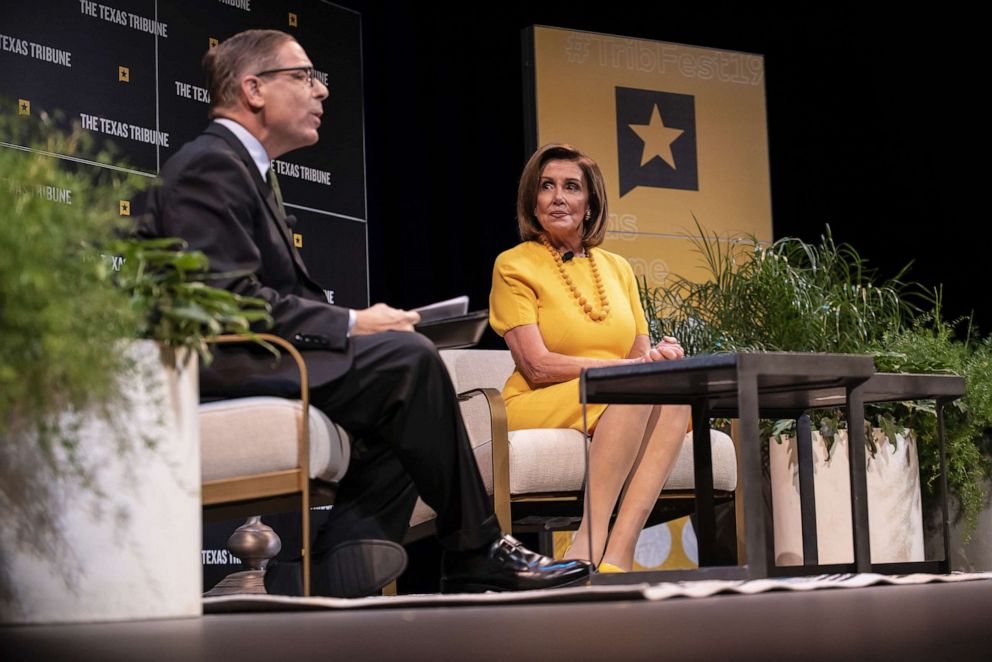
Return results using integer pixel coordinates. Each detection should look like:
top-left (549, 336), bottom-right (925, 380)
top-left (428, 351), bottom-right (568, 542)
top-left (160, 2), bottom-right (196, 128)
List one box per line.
top-left (489, 143), bottom-right (691, 572)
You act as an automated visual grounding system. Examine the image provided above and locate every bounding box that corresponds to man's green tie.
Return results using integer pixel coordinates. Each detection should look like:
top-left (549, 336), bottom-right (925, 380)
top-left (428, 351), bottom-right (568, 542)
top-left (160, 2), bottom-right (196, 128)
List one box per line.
top-left (268, 166), bottom-right (286, 217)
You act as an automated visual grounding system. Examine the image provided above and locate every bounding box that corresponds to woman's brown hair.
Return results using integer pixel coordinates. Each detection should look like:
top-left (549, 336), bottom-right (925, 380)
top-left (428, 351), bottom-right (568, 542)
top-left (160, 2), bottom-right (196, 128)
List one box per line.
top-left (516, 143), bottom-right (608, 247)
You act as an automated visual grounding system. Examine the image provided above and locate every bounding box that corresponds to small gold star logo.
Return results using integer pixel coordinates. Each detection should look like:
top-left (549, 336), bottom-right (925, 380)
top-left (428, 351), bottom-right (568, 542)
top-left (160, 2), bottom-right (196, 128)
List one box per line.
top-left (18, 99), bottom-right (30, 116)
top-left (118, 66), bottom-right (130, 82)
top-left (629, 104), bottom-right (684, 169)
top-left (288, 12), bottom-right (298, 27)
top-left (293, 233), bottom-right (303, 248)
top-left (119, 200), bottom-right (131, 216)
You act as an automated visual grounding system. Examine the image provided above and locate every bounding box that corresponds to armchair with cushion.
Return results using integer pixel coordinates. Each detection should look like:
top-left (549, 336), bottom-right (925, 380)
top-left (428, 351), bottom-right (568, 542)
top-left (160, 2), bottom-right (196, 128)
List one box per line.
top-left (199, 334), bottom-right (350, 597)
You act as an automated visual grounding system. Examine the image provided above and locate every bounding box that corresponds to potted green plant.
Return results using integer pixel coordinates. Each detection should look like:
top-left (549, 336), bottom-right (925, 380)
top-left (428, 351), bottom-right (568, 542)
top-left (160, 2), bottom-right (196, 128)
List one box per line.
top-left (640, 222), bottom-right (992, 566)
top-left (871, 316), bottom-right (992, 568)
top-left (0, 110), bottom-right (270, 623)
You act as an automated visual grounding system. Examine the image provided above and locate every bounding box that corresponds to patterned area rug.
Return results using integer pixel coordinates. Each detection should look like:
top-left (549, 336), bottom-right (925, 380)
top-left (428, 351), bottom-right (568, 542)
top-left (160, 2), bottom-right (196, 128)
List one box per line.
top-left (203, 571), bottom-right (992, 613)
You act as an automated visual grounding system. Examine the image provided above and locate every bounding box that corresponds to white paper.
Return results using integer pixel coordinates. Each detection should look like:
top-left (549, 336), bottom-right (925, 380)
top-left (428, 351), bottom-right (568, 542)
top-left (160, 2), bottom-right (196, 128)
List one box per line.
top-left (413, 295), bottom-right (469, 324)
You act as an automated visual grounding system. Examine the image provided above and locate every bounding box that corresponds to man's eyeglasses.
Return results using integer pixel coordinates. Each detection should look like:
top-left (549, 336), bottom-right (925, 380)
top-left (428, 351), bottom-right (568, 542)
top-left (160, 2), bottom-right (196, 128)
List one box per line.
top-left (254, 66), bottom-right (316, 87)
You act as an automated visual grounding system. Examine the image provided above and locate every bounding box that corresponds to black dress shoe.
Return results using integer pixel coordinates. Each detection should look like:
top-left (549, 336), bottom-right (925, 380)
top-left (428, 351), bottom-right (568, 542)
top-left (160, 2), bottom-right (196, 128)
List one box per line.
top-left (264, 539), bottom-right (408, 598)
top-left (314, 539), bottom-right (408, 598)
top-left (440, 534), bottom-right (591, 593)
top-left (263, 558), bottom-right (304, 596)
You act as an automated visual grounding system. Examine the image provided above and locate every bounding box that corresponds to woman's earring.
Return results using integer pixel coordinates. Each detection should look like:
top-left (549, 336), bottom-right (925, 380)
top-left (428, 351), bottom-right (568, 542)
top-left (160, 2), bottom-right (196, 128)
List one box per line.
top-left (585, 208), bottom-right (592, 221)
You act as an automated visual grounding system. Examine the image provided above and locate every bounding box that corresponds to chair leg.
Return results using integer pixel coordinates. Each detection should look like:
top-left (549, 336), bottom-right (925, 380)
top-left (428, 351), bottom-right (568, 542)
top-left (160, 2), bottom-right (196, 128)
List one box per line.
top-left (301, 487), bottom-right (311, 597)
top-left (203, 516), bottom-right (282, 596)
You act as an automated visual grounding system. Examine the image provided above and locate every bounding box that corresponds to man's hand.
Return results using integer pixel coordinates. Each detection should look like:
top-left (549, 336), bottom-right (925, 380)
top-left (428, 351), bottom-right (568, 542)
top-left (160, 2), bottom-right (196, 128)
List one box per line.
top-left (352, 303), bottom-right (421, 335)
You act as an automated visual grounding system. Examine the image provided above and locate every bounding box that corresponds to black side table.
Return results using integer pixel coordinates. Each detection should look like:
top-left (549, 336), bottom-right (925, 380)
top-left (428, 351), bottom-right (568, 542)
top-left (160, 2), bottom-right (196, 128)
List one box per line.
top-left (580, 352), bottom-right (875, 581)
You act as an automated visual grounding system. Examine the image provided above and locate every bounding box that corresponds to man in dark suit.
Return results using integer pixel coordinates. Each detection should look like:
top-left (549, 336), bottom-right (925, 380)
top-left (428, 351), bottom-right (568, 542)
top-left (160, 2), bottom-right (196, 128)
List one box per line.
top-left (141, 29), bottom-right (589, 596)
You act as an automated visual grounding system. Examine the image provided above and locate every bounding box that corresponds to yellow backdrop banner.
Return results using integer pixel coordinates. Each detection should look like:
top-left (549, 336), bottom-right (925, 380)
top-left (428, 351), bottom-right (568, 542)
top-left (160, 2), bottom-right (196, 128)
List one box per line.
top-left (528, 26), bottom-right (772, 287)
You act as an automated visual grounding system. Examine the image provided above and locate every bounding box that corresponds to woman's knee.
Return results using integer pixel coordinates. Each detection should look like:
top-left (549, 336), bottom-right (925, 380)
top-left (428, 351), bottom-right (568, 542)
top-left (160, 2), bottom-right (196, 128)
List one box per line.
top-left (602, 403), bottom-right (653, 427)
top-left (594, 404), bottom-right (653, 443)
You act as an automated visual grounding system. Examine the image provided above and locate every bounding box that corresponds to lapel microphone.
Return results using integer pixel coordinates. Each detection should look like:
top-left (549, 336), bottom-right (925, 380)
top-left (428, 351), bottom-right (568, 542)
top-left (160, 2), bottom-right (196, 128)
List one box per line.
top-left (562, 251), bottom-right (574, 262)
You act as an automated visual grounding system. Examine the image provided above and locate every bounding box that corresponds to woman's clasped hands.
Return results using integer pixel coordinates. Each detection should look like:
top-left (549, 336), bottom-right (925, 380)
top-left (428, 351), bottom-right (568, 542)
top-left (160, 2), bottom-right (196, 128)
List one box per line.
top-left (639, 336), bottom-right (685, 363)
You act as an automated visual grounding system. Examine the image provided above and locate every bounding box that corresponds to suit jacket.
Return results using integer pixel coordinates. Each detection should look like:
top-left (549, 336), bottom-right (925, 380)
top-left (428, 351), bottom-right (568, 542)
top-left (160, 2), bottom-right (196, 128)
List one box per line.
top-left (139, 122), bottom-right (354, 398)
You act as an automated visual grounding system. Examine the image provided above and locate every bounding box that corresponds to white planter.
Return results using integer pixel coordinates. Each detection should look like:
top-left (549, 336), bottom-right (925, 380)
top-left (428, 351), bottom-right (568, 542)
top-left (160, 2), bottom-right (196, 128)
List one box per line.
top-left (0, 341), bottom-right (202, 624)
top-left (770, 428), bottom-right (924, 566)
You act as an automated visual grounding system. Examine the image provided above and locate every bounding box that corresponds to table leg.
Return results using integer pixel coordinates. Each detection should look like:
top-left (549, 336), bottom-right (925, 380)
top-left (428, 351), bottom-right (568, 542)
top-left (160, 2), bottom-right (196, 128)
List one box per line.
top-left (731, 419), bottom-right (747, 565)
top-left (737, 367), bottom-right (769, 578)
top-left (846, 382), bottom-right (871, 572)
top-left (691, 400), bottom-right (717, 566)
top-left (796, 412), bottom-right (819, 565)
top-left (938, 399), bottom-right (952, 573)
top-left (580, 370), bottom-right (595, 566)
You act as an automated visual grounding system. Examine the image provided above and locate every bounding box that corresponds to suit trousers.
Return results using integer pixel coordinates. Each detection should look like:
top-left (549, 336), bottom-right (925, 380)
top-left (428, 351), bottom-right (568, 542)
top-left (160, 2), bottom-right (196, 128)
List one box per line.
top-left (309, 331), bottom-right (500, 556)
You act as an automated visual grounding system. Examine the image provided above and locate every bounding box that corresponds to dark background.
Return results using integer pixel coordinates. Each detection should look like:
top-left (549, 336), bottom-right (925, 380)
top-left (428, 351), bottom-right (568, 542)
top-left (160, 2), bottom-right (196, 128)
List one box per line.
top-left (329, 1), bottom-right (984, 341)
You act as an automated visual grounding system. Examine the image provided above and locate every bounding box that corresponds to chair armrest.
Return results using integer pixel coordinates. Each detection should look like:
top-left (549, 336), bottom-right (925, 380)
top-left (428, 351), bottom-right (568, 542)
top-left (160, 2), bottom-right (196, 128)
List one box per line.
top-left (458, 388), bottom-right (510, 533)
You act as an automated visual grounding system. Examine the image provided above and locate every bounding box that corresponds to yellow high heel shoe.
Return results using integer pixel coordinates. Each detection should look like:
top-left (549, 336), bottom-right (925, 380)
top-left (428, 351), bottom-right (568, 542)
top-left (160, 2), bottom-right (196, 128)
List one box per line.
top-left (597, 562), bottom-right (626, 573)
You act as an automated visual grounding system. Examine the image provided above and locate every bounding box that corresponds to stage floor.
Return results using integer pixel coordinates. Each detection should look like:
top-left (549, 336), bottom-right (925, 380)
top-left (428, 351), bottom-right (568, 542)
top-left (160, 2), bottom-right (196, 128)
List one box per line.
top-left (3, 579), bottom-right (991, 661)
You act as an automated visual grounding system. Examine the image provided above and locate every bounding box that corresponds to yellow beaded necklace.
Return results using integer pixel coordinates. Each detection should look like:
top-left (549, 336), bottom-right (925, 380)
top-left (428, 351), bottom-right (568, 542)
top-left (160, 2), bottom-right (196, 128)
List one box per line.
top-left (539, 235), bottom-right (610, 322)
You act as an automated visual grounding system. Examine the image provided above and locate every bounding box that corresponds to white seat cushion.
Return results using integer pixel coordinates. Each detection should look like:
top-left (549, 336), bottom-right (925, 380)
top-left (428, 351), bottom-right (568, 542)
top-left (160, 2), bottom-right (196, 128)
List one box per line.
top-left (507, 428), bottom-right (737, 494)
top-left (504, 428), bottom-right (587, 494)
top-left (668, 429), bottom-right (737, 492)
top-left (200, 396), bottom-right (350, 484)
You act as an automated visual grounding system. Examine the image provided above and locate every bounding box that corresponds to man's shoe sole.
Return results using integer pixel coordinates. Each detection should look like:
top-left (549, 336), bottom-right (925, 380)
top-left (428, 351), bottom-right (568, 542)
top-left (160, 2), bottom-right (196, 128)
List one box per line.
top-left (316, 539), bottom-right (408, 598)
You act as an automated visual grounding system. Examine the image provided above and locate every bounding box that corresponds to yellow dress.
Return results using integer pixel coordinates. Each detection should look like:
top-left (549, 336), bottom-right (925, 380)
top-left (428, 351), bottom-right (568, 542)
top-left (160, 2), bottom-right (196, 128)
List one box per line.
top-left (489, 241), bottom-right (649, 432)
